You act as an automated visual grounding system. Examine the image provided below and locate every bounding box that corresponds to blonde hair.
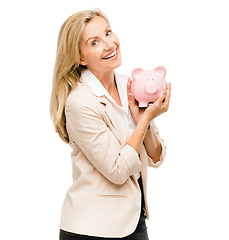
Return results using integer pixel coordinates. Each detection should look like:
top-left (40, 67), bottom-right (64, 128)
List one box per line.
top-left (50, 9), bottom-right (109, 143)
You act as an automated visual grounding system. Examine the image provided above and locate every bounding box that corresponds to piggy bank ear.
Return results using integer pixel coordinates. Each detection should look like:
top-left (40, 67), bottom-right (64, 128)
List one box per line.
top-left (131, 68), bottom-right (143, 79)
top-left (154, 66), bottom-right (166, 77)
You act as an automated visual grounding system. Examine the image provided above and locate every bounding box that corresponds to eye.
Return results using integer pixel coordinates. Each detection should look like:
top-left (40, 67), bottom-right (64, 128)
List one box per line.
top-left (106, 30), bottom-right (112, 36)
top-left (92, 40), bottom-right (99, 46)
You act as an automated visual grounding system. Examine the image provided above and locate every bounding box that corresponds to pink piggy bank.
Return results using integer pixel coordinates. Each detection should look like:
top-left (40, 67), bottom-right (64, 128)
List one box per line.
top-left (131, 66), bottom-right (167, 107)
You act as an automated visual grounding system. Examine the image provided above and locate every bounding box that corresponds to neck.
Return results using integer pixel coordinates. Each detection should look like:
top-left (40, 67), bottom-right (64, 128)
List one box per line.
top-left (87, 67), bottom-right (116, 92)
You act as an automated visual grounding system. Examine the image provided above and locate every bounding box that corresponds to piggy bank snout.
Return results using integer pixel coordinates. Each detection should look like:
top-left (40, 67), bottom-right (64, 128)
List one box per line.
top-left (145, 82), bottom-right (159, 94)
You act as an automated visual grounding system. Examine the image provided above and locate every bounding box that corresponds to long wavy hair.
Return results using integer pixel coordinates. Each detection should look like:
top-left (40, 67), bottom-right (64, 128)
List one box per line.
top-left (50, 9), bottom-right (109, 143)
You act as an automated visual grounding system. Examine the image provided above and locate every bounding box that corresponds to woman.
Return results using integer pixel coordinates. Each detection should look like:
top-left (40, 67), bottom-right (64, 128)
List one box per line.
top-left (50, 8), bottom-right (171, 240)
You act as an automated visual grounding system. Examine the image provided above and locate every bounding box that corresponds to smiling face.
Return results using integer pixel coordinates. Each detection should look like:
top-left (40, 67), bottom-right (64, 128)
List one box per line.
top-left (80, 16), bottom-right (122, 76)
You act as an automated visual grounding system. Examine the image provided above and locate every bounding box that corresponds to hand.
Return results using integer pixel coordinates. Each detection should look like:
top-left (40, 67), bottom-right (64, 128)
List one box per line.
top-left (127, 78), bottom-right (171, 125)
top-left (127, 78), bottom-right (146, 125)
top-left (144, 82), bottom-right (171, 121)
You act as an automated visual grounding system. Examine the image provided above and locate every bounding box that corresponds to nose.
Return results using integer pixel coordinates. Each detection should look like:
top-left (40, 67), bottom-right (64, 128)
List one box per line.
top-left (103, 38), bottom-right (115, 50)
top-left (145, 83), bottom-right (159, 94)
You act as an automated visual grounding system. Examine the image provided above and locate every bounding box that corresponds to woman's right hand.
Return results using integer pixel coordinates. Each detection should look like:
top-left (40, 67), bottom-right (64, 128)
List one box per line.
top-left (126, 82), bottom-right (171, 154)
top-left (144, 82), bottom-right (171, 122)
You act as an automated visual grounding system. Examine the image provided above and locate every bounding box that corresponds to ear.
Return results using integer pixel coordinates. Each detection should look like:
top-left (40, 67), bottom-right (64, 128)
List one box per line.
top-left (79, 58), bottom-right (87, 66)
top-left (154, 66), bottom-right (166, 77)
top-left (131, 68), bottom-right (143, 79)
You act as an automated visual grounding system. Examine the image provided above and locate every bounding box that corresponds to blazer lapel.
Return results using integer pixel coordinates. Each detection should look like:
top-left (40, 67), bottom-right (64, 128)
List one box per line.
top-left (98, 96), bottom-right (130, 147)
top-left (139, 143), bottom-right (149, 218)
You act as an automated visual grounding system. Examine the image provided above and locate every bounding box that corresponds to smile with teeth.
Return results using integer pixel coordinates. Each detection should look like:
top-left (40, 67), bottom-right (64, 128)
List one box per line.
top-left (103, 49), bottom-right (117, 60)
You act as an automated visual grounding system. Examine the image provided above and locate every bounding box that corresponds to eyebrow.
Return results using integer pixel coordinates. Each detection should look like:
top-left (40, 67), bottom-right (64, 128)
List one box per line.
top-left (86, 26), bottom-right (110, 43)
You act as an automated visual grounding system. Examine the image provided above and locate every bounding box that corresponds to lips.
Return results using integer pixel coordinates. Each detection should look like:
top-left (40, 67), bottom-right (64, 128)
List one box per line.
top-left (102, 48), bottom-right (118, 60)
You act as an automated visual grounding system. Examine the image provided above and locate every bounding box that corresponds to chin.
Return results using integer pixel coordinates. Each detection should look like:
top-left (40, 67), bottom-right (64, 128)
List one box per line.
top-left (114, 57), bottom-right (122, 69)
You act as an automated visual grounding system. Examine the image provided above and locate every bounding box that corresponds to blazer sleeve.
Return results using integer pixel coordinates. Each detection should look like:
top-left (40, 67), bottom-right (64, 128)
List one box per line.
top-left (65, 96), bottom-right (141, 185)
top-left (147, 120), bottom-right (167, 168)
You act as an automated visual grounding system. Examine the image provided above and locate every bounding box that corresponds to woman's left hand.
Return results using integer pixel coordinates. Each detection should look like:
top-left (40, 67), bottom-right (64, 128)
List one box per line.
top-left (127, 78), bottom-right (146, 125)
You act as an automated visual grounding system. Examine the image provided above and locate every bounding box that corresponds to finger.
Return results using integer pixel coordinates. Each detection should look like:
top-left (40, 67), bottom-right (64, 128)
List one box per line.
top-left (154, 90), bottom-right (167, 105)
top-left (127, 78), bottom-right (132, 95)
top-left (127, 78), bottom-right (137, 106)
top-left (164, 82), bottom-right (171, 105)
top-left (128, 92), bottom-right (137, 107)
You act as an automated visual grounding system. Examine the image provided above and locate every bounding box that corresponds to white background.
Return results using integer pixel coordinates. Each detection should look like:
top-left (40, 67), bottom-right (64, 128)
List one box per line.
top-left (1, 0), bottom-right (229, 239)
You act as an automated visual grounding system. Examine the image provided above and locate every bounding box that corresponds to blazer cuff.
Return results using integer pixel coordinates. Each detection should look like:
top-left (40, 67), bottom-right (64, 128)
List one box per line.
top-left (159, 138), bottom-right (166, 161)
top-left (148, 138), bottom-right (166, 168)
top-left (121, 144), bottom-right (141, 176)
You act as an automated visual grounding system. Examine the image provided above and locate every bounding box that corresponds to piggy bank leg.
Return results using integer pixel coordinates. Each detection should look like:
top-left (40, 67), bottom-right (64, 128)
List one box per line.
top-left (138, 101), bottom-right (149, 108)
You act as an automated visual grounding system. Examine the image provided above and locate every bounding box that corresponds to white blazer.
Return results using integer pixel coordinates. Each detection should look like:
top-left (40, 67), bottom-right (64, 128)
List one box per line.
top-left (60, 70), bottom-right (166, 238)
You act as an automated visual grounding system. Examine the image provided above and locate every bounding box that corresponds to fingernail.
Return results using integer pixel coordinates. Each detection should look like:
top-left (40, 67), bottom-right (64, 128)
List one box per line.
top-left (128, 93), bottom-right (132, 98)
top-left (163, 90), bottom-right (167, 95)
